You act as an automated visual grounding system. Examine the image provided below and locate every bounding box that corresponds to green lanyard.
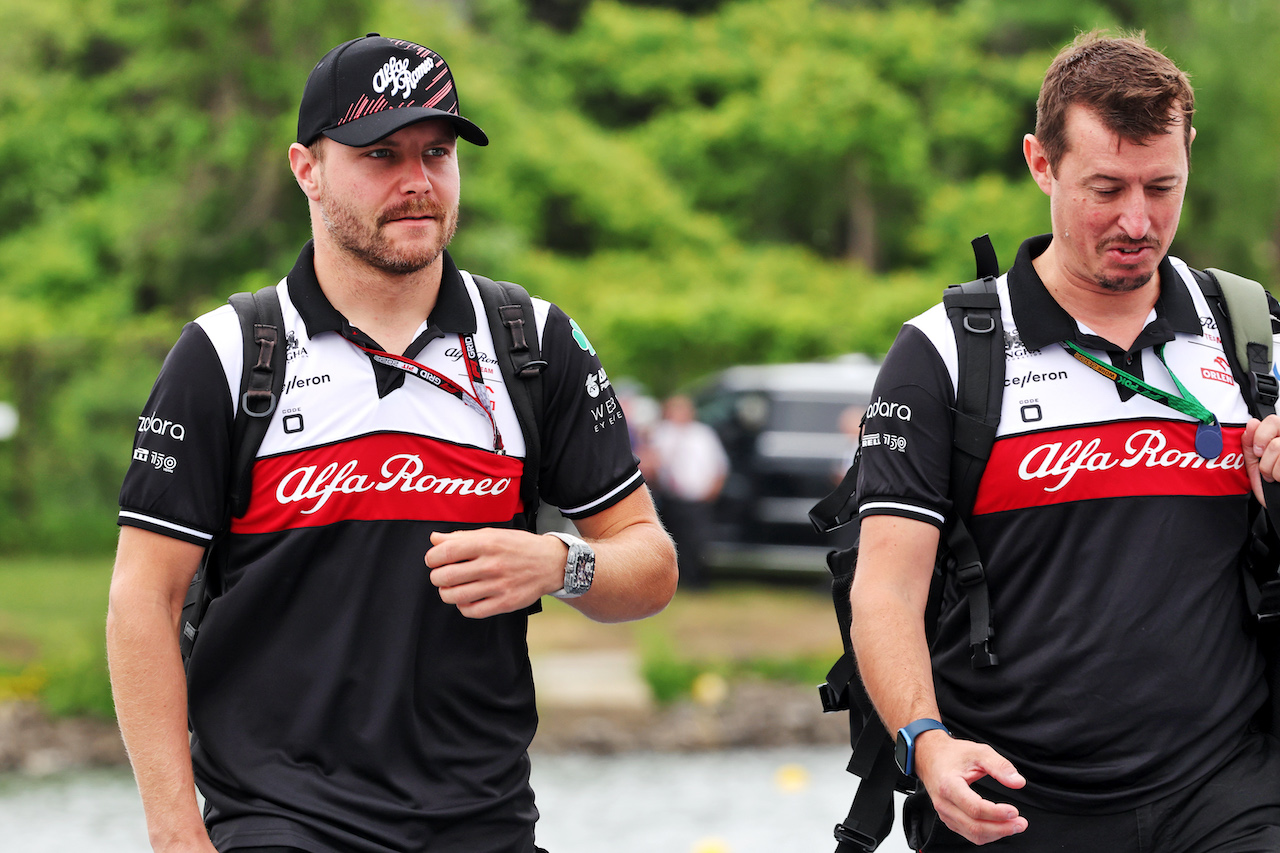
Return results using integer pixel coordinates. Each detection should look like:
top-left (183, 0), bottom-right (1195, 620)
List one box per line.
top-left (1060, 341), bottom-right (1224, 459)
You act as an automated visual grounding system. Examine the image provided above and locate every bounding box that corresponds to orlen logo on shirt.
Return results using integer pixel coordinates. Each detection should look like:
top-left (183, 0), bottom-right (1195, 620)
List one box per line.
top-left (231, 433), bottom-right (524, 533)
top-left (973, 420), bottom-right (1247, 515)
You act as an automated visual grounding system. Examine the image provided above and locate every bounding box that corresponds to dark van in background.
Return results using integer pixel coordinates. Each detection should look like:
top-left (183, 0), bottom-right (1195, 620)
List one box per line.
top-left (691, 356), bottom-right (880, 577)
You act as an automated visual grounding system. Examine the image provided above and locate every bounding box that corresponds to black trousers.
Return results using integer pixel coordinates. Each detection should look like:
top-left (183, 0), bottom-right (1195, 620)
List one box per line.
top-left (923, 732), bottom-right (1280, 853)
top-left (657, 495), bottom-right (714, 589)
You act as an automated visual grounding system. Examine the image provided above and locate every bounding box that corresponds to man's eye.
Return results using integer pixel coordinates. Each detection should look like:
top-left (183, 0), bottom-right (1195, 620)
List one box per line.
top-left (367, 149), bottom-right (393, 159)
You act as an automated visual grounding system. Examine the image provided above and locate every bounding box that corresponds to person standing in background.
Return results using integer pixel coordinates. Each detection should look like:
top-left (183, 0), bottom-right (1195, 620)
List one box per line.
top-left (650, 394), bottom-right (729, 589)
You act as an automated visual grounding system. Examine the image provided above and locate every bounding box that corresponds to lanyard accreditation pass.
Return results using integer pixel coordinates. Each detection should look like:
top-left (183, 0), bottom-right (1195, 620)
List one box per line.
top-left (342, 330), bottom-right (505, 454)
top-left (1060, 341), bottom-right (1223, 459)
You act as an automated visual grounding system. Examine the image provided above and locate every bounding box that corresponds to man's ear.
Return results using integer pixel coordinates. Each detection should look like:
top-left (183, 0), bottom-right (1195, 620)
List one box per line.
top-left (1023, 133), bottom-right (1053, 197)
top-left (288, 142), bottom-right (323, 202)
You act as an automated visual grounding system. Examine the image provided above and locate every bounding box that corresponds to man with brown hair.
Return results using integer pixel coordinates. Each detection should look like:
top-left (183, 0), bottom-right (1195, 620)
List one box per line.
top-left (850, 31), bottom-right (1280, 850)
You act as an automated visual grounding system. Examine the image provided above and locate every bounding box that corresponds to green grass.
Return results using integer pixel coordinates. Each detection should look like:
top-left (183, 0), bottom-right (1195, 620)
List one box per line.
top-left (636, 629), bottom-right (833, 705)
top-left (0, 556), bottom-right (843, 718)
top-left (0, 555), bottom-right (115, 717)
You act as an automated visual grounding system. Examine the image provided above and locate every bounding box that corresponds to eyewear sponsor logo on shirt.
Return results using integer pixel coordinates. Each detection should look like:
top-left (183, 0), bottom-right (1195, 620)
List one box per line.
top-left (973, 421), bottom-right (1248, 515)
top-left (591, 395), bottom-right (622, 433)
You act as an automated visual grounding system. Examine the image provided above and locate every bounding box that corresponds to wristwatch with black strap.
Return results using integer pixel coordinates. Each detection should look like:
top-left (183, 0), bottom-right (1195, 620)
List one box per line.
top-left (544, 531), bottom-right (595, 599)
top-left (895, 718), bottom-right (951, 777)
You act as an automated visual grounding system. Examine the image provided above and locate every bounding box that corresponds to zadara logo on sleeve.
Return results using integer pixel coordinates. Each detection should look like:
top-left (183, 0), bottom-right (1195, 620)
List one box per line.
top-left (866, 397), bottom-right (912, 421)
top-left (138, 415), bottom-right (186, 440)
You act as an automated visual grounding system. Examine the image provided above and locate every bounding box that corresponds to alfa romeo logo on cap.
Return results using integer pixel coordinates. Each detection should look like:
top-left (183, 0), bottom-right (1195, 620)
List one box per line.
top-left (372, 55), bottom-right (436, 99)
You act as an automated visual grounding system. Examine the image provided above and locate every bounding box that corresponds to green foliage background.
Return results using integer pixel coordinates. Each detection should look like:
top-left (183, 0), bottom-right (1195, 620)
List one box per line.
top-left (2, 0), bottom-right (1279, 554)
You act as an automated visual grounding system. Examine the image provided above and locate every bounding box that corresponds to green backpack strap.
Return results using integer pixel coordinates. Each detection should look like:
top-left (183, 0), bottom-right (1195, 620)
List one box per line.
top-left (1196, 267), bottom-right (1280, 736)
top-left (1206, 268), bottom-right (1277, 416)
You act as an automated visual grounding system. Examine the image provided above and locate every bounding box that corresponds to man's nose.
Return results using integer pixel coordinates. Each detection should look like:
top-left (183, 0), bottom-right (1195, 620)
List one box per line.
top-left (1116, 190), bottom-right (1151, 239)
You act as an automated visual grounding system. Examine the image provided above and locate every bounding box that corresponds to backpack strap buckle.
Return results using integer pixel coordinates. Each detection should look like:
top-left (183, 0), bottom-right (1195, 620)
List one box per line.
top-left (833, 822), bottom-right (879, 852)
top-left (955, 559), bottom-right (985, 589)
top-left (818, 681), bottom-right (848, 714)
top-left (497, 304), bottom-right (530, 352)
top-left (1254, 370), bottom-right (1278, 409)
top-left (517, 359), bottom-right (549, 379)
top-left (1257, 578), bottom-right (1280, 625)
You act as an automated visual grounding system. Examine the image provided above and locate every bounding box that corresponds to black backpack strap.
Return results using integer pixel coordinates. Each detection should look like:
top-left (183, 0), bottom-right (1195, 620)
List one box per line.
top-left (940, 235), bottom-right (1005, 669)
top-left (810, 449), bottom-right (861, 534)
top-left (823, 538), bottom-right (902, 852)
top-left (180, 284), bottom-right (285, 670)
top-left (471, 274), bottom-right (547, 532)
top-left (228, 287), bottom-right (286, 518)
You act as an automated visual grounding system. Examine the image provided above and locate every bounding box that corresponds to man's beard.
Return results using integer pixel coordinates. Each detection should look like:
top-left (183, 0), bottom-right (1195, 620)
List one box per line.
top-left (1095, 271), bottom-right (1155, 293)
top-left (319, 192), bottom-right (459, 276)
top-left (1094, 237), bottom-right (1159, 293)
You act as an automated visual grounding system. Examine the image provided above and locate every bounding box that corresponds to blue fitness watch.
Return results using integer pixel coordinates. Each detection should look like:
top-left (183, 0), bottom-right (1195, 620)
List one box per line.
top-left (895, 718), bottom-right (951, 777)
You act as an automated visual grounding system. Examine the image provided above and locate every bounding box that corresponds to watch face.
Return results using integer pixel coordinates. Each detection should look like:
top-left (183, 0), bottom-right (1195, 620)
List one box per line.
top-left (894, 732), bottom-right (910, 775)
top-left (564, 543), bottom-right (595, 596)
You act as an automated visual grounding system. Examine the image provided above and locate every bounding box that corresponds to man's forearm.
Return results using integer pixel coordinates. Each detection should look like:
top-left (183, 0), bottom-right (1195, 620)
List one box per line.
top-left (108, 527), bottom-right (215, 852)
top-left (849, 577), bottom-right (942, 734)
top-left (849, 515), bottom-right (944, 735)
top-left (108, 592), bottom-right (212, 851)
top-left (568, 515), bottom-right (677, 623)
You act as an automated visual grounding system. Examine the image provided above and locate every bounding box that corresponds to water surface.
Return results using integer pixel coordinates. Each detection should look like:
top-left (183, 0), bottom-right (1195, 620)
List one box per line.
top-left (0, 747), bottom-right (914, 853)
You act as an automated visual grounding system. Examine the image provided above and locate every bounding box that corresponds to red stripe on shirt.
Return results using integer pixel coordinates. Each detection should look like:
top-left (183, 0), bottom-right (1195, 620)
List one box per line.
top-left (972, 420), bottom-right (1248, 515)
top-left (232, 433), bottom-right (524, 533)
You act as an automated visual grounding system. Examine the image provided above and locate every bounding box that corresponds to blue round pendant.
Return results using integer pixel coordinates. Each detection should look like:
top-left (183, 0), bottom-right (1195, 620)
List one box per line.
top-left (1195, 421), bottom-right (1223, 460)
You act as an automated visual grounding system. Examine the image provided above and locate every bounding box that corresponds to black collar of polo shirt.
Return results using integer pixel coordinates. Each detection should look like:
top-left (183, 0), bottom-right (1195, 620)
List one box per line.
top-left (1007, 234), bottom-right (1203, 400)
top-left (1008, 233), bottom-right (1202, 355)
top-left (286, 241), bottom-right (478, 397)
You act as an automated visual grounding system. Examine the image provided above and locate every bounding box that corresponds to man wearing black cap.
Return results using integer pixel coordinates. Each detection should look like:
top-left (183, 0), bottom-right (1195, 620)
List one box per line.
top-left (107, 35), bottom-right (677, 853)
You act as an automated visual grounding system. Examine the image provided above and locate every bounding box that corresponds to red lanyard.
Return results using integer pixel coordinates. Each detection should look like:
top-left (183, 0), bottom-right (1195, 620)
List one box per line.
top-left (341, 330), bottom-right (505, 454)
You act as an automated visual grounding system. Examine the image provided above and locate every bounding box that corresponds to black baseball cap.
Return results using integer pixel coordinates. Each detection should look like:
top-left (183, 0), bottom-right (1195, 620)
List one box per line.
top-left (297, 34), bottom-right (488, 147)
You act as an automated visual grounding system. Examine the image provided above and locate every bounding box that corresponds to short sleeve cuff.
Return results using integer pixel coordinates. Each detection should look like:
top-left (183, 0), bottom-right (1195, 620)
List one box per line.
top-left (118, 510), bottom-right (216, 546)
top-left (557, 469), bottom-right (644, 520)
top-left (858, 498), bottom-right (947, 528)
